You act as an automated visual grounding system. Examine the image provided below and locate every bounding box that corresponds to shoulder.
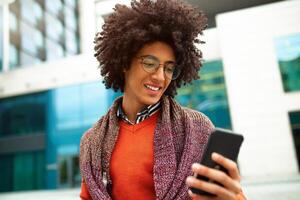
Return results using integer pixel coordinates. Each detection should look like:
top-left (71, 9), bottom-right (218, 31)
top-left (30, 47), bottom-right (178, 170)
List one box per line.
top-left (182, 106), bottom-right (215, 130)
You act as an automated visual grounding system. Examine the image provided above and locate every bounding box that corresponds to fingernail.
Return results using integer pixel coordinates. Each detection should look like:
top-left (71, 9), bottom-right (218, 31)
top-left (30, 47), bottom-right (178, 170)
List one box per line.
top-left (212, 152), bottom-right (220, 159)
top-left (186, 176), bottom-right (193, 185)
top-left (188, 190), bottom-right (196, 197)
top-left (192, 163), bottom-right (201, 170)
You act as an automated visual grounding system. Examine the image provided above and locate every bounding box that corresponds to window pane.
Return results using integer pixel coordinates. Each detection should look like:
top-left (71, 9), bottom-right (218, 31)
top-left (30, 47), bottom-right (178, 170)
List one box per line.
top-left (20, 21), bottom-right (43, 57)
top-left (176, 60), bottom-right (232, 129)
top-left (9, 11), bottom-right (18, 33)
top-left (20, 0), bottom-right (42, 27)
top-left (65, 0), bottom-right (77, 8)
top-left (45, 0), bottom-right (63, 17)
top-left (20, 51), bottom-right (41, 66)
top-left (58, 156), bottom-right (68, 187)
top-left (54, 85), bottom-right (81, 130)
top-left (45, 13), bottom-right (64, 43)
top-left (13, 152), bottom-right (35, 190)
top-left (46, 38), bottom-right (64, 61)
top-left (9, 44), bottom-right (19, 69)
top-left (289, 111), bottom-right (300, 171)
top-left (64, 5), bottom-right (77, 30)
top-left (72, 155), bottom-right (80, 187)
top-left (275, 34), bottom-right (300, 92)
top-left (0, 92), bottom-right (47, 137)
top-left (65, 29), bottom-right (78, 54)
top-left (58, 154), bottom-right (80, 188)
top-left (0, 155), bottom-right (13, 192)
top-left (0, 152), bottom-right (45, 192)
top-left (7, 0), bottom-right (81, 69)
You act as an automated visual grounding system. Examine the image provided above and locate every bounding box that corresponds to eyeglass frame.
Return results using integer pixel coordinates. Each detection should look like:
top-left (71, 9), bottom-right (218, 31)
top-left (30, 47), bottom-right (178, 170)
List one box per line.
top-left (136, 55), bottom-right (181, 80)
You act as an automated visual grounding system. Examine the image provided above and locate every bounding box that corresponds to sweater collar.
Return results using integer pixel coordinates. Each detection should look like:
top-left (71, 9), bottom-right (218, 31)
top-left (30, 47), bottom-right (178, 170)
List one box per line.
top-left (117, 98), bottom-right (161, 125)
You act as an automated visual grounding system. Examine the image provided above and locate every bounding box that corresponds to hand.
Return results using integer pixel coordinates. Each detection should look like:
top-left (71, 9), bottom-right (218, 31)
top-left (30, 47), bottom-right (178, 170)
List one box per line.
top-left (185, 152), bottom-right (242, 200)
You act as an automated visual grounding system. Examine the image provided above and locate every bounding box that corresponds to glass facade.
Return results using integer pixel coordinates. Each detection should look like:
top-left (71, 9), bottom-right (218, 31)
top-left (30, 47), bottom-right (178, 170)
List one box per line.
top-left (289, 111), bottom-right (300, 171)
top-left (0, 92), bottom-right (47, 192)
top-left (0, 151), bottom-right (45, 192)
top-left (47, 81), bottom-right (111, 189)
top-left (275, 34), bottom-right (300, 92)
top-left (0, 92), bottom-right (47, 138)
top-left (8, 0), bottom-right (80, 69)
top-left (176, 60), bottom-right (232, 129)
top-left (0, 81), bottom-right (114, 192)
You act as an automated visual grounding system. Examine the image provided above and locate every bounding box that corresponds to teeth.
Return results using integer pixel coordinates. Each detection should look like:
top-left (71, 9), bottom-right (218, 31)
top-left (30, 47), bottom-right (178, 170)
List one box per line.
top-left (145, 84), bottom-right (160, 91)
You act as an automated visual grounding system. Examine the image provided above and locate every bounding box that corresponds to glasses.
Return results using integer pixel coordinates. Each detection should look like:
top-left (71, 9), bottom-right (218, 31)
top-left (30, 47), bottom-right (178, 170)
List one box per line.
top-left (137, 55), bottom-right (181, 80)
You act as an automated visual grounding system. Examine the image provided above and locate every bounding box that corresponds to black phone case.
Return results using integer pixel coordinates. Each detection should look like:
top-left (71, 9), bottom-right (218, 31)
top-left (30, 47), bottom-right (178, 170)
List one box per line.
top-left (190, 128), bottom-right (244, 196)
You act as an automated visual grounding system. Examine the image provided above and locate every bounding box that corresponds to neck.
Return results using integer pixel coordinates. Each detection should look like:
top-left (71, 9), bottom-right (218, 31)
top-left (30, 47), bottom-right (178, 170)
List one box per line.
top-left (122, 95), bottom-right (145, 123)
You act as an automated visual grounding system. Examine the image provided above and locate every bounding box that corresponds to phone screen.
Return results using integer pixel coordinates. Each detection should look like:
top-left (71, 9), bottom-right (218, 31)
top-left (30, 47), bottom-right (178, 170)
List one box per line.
top-left (190, 128), bottom-right (244, 196)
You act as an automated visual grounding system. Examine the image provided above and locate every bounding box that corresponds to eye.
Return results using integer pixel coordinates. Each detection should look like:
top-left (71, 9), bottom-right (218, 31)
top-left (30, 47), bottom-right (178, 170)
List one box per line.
top-left (165, 63), bottom-right (175, 73)
top-left (142, 57), bottom-right (157, 68)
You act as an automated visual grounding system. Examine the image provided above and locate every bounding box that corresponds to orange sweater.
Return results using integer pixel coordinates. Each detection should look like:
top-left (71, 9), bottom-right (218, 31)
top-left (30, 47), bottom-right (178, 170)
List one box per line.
top-left (80, 112), bottom-right (158, 200)
top-left (80, 111), bottom-right (246, 200)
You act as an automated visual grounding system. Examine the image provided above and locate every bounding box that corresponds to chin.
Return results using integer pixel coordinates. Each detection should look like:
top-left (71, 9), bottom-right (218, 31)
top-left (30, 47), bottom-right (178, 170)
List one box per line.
top-left (142, 96), bottom-right (161, 106)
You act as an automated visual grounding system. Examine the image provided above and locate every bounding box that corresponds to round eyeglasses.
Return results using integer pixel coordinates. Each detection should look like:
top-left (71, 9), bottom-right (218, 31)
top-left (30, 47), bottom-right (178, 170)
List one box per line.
top-left (138, 55), bottom-right (181, 80)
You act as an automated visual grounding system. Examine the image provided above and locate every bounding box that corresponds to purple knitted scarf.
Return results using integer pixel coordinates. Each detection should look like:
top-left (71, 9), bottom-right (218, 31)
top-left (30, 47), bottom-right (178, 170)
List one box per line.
top-left (79, 96), bottom-right (214, 199)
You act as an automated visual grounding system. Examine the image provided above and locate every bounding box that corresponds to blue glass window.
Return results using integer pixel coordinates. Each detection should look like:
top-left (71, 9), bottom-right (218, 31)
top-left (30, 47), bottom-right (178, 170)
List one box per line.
top-left (45, 13), bottom-right (64, 43)
top-left (176, 60), bottom-right (232, 129)
top-left (46, 38), bottom-right (64, 61)
top-left (64, 6), bottom-right (77, 30)
top-left (81, 82), bottom-right (108, 127)
top-left (20, 21), bottom-right (43, 57)
top-left (0, 92), bottom-right (47, 137)
top-left (53, 82), bottom-right (108, 131)
top-left (275, 34), bottom-right (300, 92)
top-left (0, 151), bottom-right (45, 192)
top-left (65, 29), bottom-right (78, 54)
top-left (45, 0), bottom-right (63, 17)
top-left (20, 0), bottom-right (42, 27)
top-left (289, 111), bottom-right (300, 171)
top-left (20, 51), bottom-right (40, 66)
top-left (55, 85), bottom-right (81, 131)
top-left (9, 11), bottom-right (18, 33)
top-left (8, 0), bottom-right (80, 69)
top-left (65, 0), bottom-right (77, 8)
top-left (9, 44), bottom-right (19, 69)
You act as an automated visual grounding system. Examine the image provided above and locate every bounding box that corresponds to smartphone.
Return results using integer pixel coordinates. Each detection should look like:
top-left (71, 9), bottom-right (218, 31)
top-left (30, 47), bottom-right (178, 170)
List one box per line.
top-left (190, 128), bottom-right (244, 196)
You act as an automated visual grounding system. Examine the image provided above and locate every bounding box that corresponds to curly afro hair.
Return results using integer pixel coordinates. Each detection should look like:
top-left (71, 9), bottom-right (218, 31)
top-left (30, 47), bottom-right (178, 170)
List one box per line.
top-left (94, 0), bottom-right (207, 97)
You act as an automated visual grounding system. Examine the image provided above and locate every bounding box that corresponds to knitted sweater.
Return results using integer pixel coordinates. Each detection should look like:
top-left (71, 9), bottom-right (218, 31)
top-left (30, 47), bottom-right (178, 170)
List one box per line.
top-left (79, 95), bottom-right (214, 199)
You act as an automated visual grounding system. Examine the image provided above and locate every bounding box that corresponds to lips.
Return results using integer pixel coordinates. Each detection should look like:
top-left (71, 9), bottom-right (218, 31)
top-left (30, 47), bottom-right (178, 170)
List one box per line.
top-left (144, 84), bottom-right (162, 91)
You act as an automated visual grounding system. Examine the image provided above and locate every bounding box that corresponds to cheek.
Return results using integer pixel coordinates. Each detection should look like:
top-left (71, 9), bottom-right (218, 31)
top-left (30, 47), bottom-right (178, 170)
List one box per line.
top-left (164, 80), bottom-right (172, 91)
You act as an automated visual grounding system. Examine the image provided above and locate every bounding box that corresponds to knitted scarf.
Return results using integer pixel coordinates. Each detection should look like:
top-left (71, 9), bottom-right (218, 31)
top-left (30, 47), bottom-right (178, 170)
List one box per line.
top-left (80, 95), bottom-right (214, 200)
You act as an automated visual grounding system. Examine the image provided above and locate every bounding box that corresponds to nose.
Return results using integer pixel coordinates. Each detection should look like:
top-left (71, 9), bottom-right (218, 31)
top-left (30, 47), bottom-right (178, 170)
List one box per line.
top-left (151, 65), bottom-right (165, 81)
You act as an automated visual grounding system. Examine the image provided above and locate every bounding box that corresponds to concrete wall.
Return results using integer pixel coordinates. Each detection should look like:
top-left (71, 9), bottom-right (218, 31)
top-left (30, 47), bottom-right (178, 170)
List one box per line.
top-left (216, 0), bottom-right (300, 179)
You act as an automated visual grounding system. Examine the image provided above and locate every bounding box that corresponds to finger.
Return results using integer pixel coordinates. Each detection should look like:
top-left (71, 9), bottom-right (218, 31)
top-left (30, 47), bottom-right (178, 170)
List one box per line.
top-left (186, 176), bottom-right (235, 200)
top-left (212, 152), bottom-right (241, 181)
top-left (188, 189), bottom-right (214, 200)
top-left (191, 163), bottom-right (241, 194)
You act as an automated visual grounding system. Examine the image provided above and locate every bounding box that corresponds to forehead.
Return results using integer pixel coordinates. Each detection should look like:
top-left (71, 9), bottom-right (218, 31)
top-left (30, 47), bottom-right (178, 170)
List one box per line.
top-left (136, 41), bottom-right (176, 61)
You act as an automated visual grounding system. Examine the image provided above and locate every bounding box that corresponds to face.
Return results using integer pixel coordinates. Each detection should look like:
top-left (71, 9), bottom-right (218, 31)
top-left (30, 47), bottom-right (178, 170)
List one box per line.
top-left (123, 41), bottom-right (175, 108)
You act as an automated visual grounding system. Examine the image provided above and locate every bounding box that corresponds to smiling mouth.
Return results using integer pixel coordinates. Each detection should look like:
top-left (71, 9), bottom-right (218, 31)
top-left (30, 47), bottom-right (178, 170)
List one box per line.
top-left (144, 84), bottom-right (162, 91)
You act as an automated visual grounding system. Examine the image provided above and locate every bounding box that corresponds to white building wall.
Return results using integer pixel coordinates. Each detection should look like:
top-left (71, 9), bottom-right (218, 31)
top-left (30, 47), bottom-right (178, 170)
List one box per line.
top-left (216, 0), bottom-right (300, 179)
top-left (201, 28), bottom-right (222, 61)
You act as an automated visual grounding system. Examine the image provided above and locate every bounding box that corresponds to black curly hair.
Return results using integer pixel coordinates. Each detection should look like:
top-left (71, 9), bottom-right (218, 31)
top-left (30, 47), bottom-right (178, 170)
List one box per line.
top-left (94, 0), bottom-right (207, 97)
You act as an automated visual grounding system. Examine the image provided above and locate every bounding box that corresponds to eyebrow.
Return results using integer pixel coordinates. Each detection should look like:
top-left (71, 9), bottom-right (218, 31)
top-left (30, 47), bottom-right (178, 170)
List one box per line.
top-left (141, 54), bottom-right (176, 63)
